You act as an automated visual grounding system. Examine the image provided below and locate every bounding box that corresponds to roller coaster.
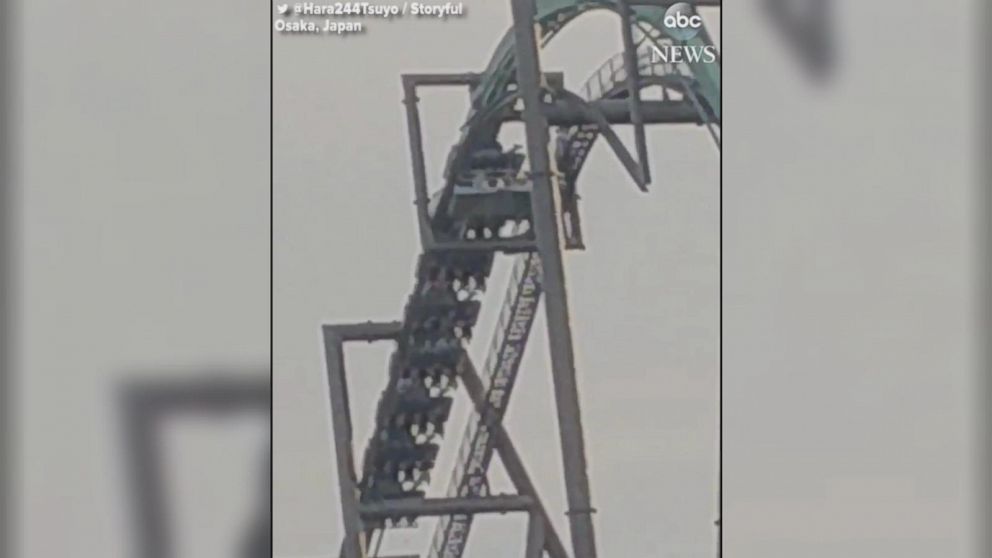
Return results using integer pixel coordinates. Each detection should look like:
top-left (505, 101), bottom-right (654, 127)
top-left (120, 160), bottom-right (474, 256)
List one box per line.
top-left (321, 1), bottom-right (721, 557)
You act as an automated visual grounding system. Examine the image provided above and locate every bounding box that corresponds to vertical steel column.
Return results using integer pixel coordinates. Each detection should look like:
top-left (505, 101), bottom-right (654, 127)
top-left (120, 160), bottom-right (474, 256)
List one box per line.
top-left (322, 328), bottom-right (366, 558)
top-left (459, 359), bottom-right (570, 558)
top-left (716, 516), bottom-right (722, 558)
top-left (526, 513), bottom-right (547, 558)
top-left (617, 0), bottom-right (650, 185)
top-left (401, 77), bottom-right (434, 248)
top-left (508, 0), bottom-right (598, 557)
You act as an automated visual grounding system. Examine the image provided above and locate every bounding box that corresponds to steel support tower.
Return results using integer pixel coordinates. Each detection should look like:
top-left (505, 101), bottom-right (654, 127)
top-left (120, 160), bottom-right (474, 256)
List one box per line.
top-left (322, 1), bottom-right (721, 557)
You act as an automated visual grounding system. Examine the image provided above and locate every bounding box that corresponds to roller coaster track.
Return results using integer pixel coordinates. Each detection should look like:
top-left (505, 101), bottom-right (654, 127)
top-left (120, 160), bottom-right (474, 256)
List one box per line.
top-left (427, 253), bottom-right (543, 558)
top-left (327, 2), bottom-right (721, 557)
top-left (428, 1), bottom-right (720, 240)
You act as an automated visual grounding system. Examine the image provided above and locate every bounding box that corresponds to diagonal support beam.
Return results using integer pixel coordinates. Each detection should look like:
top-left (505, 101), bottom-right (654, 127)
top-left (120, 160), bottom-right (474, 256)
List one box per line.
top-left (460, 358), bottom-right (570, 558)
top-left (552, 90), bottom-right (648, 192)
top-left (617, 0), bottom-right (651, 186)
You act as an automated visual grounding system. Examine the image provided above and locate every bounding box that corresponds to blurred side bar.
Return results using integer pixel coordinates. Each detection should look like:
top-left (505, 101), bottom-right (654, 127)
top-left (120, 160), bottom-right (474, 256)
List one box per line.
top-left (120, 373), bottom-right (269, 558)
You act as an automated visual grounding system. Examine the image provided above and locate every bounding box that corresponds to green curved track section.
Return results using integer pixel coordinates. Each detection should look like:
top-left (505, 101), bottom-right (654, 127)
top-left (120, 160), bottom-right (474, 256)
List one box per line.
top-left (472, 0), bottom-right (720, 120)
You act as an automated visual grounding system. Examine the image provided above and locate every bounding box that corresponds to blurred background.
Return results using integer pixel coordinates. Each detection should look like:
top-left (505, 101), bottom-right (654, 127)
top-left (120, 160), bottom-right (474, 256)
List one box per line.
top-left (2, 0), bottom-right (270, 556)
top-left (724, 1), bottom-right (987, 557)
top-left (2, 0), bottom-right (990, 557)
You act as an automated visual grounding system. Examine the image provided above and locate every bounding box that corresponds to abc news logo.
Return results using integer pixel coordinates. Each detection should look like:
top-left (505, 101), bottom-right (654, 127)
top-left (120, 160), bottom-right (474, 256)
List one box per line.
top-left (653, 2), bottom-right (718, 63)
top-left (663, 3), bottom-right (704, 40)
